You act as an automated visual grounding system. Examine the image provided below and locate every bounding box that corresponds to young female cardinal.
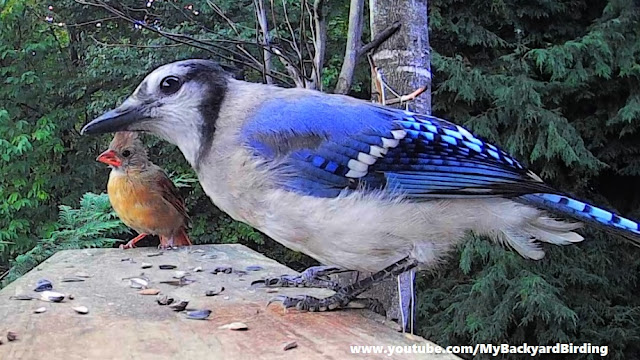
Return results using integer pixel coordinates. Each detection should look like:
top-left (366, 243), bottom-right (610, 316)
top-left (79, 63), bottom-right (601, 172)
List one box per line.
top-left (96, 132), bottom-right (192, 249)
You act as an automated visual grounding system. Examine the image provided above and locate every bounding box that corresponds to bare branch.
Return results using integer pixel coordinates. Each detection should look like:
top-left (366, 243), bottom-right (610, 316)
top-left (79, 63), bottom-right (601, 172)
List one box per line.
top-left (254, 0), bottom-right (273, 84)
top-left (334, 0), bottom-right (364, 94)
top-left (359, 21), bottom-right (401, 55)
top-left (208, 1), bottom-right (240, 37)
top-left (89, 35), bottom-right (184, 48)
top-left (281, 0), bottom-right (304, 79)
top-left (65, 16), bottom-right (119, 27)
top-left (309, 0), bottom-right (326, 90)
top-left (334, 12), bottom-right (400, 94)
top-left (74, 0), bottom-right (295, 84)
top-left (272, 47), bottom-right (305, 88)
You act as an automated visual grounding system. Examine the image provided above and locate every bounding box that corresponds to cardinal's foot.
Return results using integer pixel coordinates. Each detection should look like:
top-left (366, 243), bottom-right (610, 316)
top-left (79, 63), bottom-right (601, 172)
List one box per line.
top-left (267, 294), bottom-right (386, 316)
top-left (251, 266), bottom-right (346, 290)
top-left (119, 241), bottom-right (137, 249)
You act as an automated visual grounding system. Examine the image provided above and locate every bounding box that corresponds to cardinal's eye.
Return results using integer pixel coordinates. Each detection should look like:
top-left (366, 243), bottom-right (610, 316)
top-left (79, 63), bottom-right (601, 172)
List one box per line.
top-left (159, 76), bottom-right (182, 95)
top-left (122, 150), bottom-right (132, 158)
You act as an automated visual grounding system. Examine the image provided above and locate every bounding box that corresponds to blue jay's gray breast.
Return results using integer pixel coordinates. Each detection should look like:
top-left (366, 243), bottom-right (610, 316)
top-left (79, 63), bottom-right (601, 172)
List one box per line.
top-left (252, 188), bottom-right (545, 272)
top-left (192, 81), bottom-right (578, 272)
top-left (196, 144), bottom-right (559, 272)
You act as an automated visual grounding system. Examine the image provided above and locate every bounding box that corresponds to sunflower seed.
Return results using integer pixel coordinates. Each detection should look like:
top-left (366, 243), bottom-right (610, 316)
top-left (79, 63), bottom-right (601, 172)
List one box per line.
top-left (283, 341), bottom-right (298, 351)
top-left (157, 295), bottom-right (174, 305)
top-left (169, 300), bottom-right (189, 312)
top-left (40, 291), bottom-right (65, 302)
top-left (159, 265), bottom-right (177, 270)
top-left (72, 306), bottom-right (89, 314)
top-left (34, 279), bottom-right (52, 292)
top-left (205, 286), bottom-right (225, 296)
top-left (185, 309), bottom-right (212, 320)
top-left (139, 289), bottom-right (160, 295)
top-left (173, 271), bottom-right (187, 278)
top-left (211, 266), bottom-right (232, 274)
top-left (218, 322), bottom-right (247, 331)
top-left (7, 331), bottom-right (17, 342)
top-left (129, 278), bottom-right (148, 289)
top-left (34, 307), bottom-right (47, 314)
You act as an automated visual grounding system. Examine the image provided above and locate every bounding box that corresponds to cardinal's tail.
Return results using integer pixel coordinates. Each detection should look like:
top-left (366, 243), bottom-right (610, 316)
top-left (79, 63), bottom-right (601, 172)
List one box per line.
top-left (161, 228), bottom-right (192, 248)
top-left (173, 227), bottom-right (192, 246)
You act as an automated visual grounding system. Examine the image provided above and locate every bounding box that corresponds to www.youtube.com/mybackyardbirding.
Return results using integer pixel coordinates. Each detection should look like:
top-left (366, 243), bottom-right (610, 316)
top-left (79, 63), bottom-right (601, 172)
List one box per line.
top-left (81, 59), bottom-right (640, 314)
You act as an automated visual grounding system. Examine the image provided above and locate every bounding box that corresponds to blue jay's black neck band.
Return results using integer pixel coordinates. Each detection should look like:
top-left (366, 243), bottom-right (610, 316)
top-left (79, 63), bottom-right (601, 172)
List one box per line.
top-left (182, 62), bottom-right (228, 169)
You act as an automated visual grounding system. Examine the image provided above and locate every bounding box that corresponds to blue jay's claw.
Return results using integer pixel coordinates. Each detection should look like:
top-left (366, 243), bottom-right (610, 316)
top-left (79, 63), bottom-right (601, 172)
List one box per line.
top-left (267, 294), bottom-right (349, 312)
top-left (266, 294), bottom-right (387, 316)
top-left (265, 258), bottom-right (418, 315)
top-left (251, 265), bottom-right (346, 290)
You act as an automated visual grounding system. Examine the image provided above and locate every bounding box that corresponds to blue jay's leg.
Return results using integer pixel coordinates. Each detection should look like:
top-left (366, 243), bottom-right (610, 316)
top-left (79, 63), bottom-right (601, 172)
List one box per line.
top-left (251, 266), bottom-right (348, 291)
top-left (267, 257), bottom-right (418, 314)
top-left (397, 269), bottom-right (416, 333)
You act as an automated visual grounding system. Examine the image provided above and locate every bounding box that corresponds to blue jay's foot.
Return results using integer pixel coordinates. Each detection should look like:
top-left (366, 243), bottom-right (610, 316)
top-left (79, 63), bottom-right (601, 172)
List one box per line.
top-left (266, 257), bottom-right (418, 316)
top-left (267, 294), bottom-right (387, 316)
top-left (251, 265), bottom-right (347, 291)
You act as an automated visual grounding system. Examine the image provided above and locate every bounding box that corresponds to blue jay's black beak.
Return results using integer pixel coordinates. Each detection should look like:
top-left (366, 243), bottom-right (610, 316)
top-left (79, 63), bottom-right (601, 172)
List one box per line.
top-left (80, 106), bottom-right (146, 135)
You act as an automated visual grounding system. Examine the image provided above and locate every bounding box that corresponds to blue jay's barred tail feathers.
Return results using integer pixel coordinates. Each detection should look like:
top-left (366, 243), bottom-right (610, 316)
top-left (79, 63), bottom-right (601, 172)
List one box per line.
top-left (518, 193), bottom-right (640, 243)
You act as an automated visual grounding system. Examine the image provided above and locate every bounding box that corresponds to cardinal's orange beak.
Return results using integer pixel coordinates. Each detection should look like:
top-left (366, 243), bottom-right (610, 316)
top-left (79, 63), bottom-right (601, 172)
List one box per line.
top-left (97, 149), bottom-right (122, 167)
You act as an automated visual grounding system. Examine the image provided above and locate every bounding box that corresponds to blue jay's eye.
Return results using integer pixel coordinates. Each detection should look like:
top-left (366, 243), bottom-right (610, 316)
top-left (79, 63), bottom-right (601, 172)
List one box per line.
top-left (160, 76), bottom-right (181, 95)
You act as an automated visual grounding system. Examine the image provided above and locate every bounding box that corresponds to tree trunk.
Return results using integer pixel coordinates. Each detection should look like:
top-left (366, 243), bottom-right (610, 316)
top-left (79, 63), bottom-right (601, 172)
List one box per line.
top-left (365, 0), bottom-right (431, 331)
top-left (369, 0), bottom-right (431, 114)
top-left (334, 0), bottom-right (364, 94)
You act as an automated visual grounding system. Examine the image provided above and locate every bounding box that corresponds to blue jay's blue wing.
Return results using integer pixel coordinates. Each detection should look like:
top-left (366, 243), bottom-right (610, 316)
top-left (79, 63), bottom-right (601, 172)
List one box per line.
top-left (243, 95), bottom-right (555, 199)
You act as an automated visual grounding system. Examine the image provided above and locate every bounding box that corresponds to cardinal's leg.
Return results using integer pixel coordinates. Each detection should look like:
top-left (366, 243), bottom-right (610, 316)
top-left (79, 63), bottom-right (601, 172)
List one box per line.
top-left (120, 233), bottom-right (149, 249)
top-left (158, 235), bottom-right (173, 250)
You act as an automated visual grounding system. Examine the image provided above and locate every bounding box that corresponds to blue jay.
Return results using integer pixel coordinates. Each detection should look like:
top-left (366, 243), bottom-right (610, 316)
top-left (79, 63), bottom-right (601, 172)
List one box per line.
top-left (81, 59), bottom-right (640, 313)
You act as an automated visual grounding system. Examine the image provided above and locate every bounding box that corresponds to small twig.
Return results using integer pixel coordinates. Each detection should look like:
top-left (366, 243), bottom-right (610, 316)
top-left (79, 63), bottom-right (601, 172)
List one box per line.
top-left (65, 16), bottom-right (119, 27)
top-left (0, 270), bottom-right (9, 282)
top-left (368, 53), bottom-right (427, 106)
top-left (384, 87), bottom-right (427, 105)
top-left (89, 35), bottom-right (184, 48)
top-left (208, 1), bottom-right (248, 36)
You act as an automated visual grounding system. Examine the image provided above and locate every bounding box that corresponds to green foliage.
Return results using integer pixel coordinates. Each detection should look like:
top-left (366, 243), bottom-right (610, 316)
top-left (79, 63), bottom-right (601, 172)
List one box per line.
top-left (1, 192), bottom-right (128, 286)
top-left (1, 0), bottom-right (640, 358)
top-left (420, 0), bottom-right (640, 358)
top-left (0, 0), bottom-right (320, 279)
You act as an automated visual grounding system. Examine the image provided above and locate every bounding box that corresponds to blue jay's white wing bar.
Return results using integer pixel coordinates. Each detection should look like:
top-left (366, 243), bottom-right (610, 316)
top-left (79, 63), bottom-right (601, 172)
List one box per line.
top-left (243, 96), bottom-right (557, 199)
